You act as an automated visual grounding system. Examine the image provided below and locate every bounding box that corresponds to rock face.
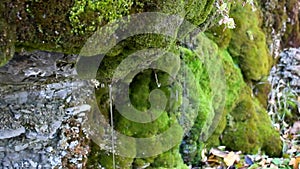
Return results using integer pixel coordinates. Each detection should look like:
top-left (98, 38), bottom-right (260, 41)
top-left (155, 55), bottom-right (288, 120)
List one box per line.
top-left (0, 51), bottom-right (92, 168)
top-left (1, 0), bottom-right (297, 168)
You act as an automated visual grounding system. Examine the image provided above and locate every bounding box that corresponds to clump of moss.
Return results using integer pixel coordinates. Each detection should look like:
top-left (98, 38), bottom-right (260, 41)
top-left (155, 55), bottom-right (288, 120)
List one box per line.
top-left (91, 43), bottom-right (201, 168)
top-left (221, 86), bottom-right (282, 156)
top-left (228, 2), bottom-right (271, 81)
top-left (151, 146), bottom-right (189, 169)
top-left (205, 49), bottom-right (244, 148)
top-left (69, 0), bottom-right (133, 35)
top-left (205, 25), bottom-right (232, 49)
top-left (179, 34), bottom-right (229, 165)
top-left (179, 46), bottom-right (212, 165)
top-left (252, 78), bottom-right (271, 108)
top-left (87, 141), bottom-right (134, 169)
top-left (184, 0), bottom-right (216, 26)
top-left (0, 0), bottom-right (218, 67)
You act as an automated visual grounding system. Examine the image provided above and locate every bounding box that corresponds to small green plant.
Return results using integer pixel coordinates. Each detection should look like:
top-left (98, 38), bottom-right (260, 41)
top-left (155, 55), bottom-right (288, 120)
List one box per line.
top-left (270, 83), bottom-right (298, 122)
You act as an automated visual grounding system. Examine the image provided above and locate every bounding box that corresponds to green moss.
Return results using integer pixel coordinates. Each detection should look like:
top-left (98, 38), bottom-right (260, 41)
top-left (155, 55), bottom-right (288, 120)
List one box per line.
top-left (179, 35), bottom-right (223, 165)
top-left (87, 141), bottom-right (134, 169)
top-left (252, 78), bottom-right (271, 108)
top-left (184, 0), bottom-right (216, 26)
top-left (91, 33), bottom-right (227, 167)
top-left (11, 0), bottom-right (88, 54)
top-left (0, 1), bottom-right (16, 67)
top-left (151, 146), bottom-right (188, 169)
top-left (0, 0), bottom-right (218, 66)
top-left (228, 2), bottom-right (271, 80)
top-left (69, 0), bottom-right (133, 34)
top-left (0, 0), bottom-right (284, 166)
top-left (205, 49), bottom-right (244, 148)
top-left (205, 25), bottom-right (232, 49)
top-left (220, 50), bottom-right (244, 110)
top-left (221, 86), bottom-right (282, 156)
top-left (255, 99), bottom-right (282, 157)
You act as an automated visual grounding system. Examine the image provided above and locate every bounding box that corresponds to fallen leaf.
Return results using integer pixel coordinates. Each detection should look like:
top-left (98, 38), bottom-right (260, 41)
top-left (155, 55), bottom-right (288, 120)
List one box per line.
top-left (259, 158), bottom-right (267, 167)
top-left (293, 156), bottom-right (300, 169)
top-left (224, 151), bottom-right (239, 166)
top-left (289, 157), bottom-right (295, 166)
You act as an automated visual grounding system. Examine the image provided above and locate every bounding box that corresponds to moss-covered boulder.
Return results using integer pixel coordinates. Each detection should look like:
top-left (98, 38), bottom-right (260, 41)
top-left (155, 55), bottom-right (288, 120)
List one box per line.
top-left (204, 49), bottom-right (244, 148)
top-left (221, 86), bottom-right (282, 156)
top-left (228, 2), bottom-right (271, 81)
top-left (88, 32), bottom-right (226, 167)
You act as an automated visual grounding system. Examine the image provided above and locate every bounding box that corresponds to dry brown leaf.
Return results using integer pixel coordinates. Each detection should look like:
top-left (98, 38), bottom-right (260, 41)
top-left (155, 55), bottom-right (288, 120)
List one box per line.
top-left (293, 156), bottom-right (300, 169)
top-left (224, 151), bottom-right (239, 166)
top-left (207, 158), bottom-right (220, 163)
top-left (289, 158), bottom-right (295, 166)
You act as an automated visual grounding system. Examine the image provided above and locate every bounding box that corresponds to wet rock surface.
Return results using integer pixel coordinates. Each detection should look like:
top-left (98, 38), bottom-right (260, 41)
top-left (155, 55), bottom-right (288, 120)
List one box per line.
top-left (0, 51), bottom-right (94, 168)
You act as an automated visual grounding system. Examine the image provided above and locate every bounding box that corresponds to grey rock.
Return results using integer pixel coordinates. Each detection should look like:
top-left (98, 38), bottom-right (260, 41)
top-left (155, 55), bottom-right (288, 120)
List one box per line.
top-left (0, 51), bottom-right (94, 168)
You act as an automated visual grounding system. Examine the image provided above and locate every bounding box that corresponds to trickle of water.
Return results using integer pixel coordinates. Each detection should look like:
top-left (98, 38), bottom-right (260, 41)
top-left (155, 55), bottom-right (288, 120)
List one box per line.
top-left (109, 84), bottom-right (116, 169)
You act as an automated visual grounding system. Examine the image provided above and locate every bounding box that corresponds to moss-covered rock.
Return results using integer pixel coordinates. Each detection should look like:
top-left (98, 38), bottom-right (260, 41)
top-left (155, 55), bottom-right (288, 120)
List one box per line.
top-left (205, 25), bottom-right (232, 49)
top-left (87, 141), bottom-right (134, 169)
top-left (69, 0), bottom-right (133, 34)
top-left (228, 2), bottom-right (271, 81)
top-left (89, 33), bottom-right (226, 167)
top-left (252, 78), bottom-right (271, 108)
top-left (205, 49), bottom-right (244, 148)
top-left (0, 0), bottom-right (218, 67)
top-left (0, 18), bottom-right (15, 67)
top-left (151, 146), bottom-right (189, 169)
top-left (179, 34), bottom-right (224, 165)
top-left (221, 86), bottom-right (282, 156)
top-left (0, 0), bottom-right (286, 167)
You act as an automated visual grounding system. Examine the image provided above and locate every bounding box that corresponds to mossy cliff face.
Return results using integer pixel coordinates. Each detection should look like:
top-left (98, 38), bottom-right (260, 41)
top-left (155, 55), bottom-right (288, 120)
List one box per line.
top-left (0, 0), bottom-right (216, 67)
top-left (203, 1), bottom-right (282, 157)
top-left (0, 0), bottom-right (285, 168)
